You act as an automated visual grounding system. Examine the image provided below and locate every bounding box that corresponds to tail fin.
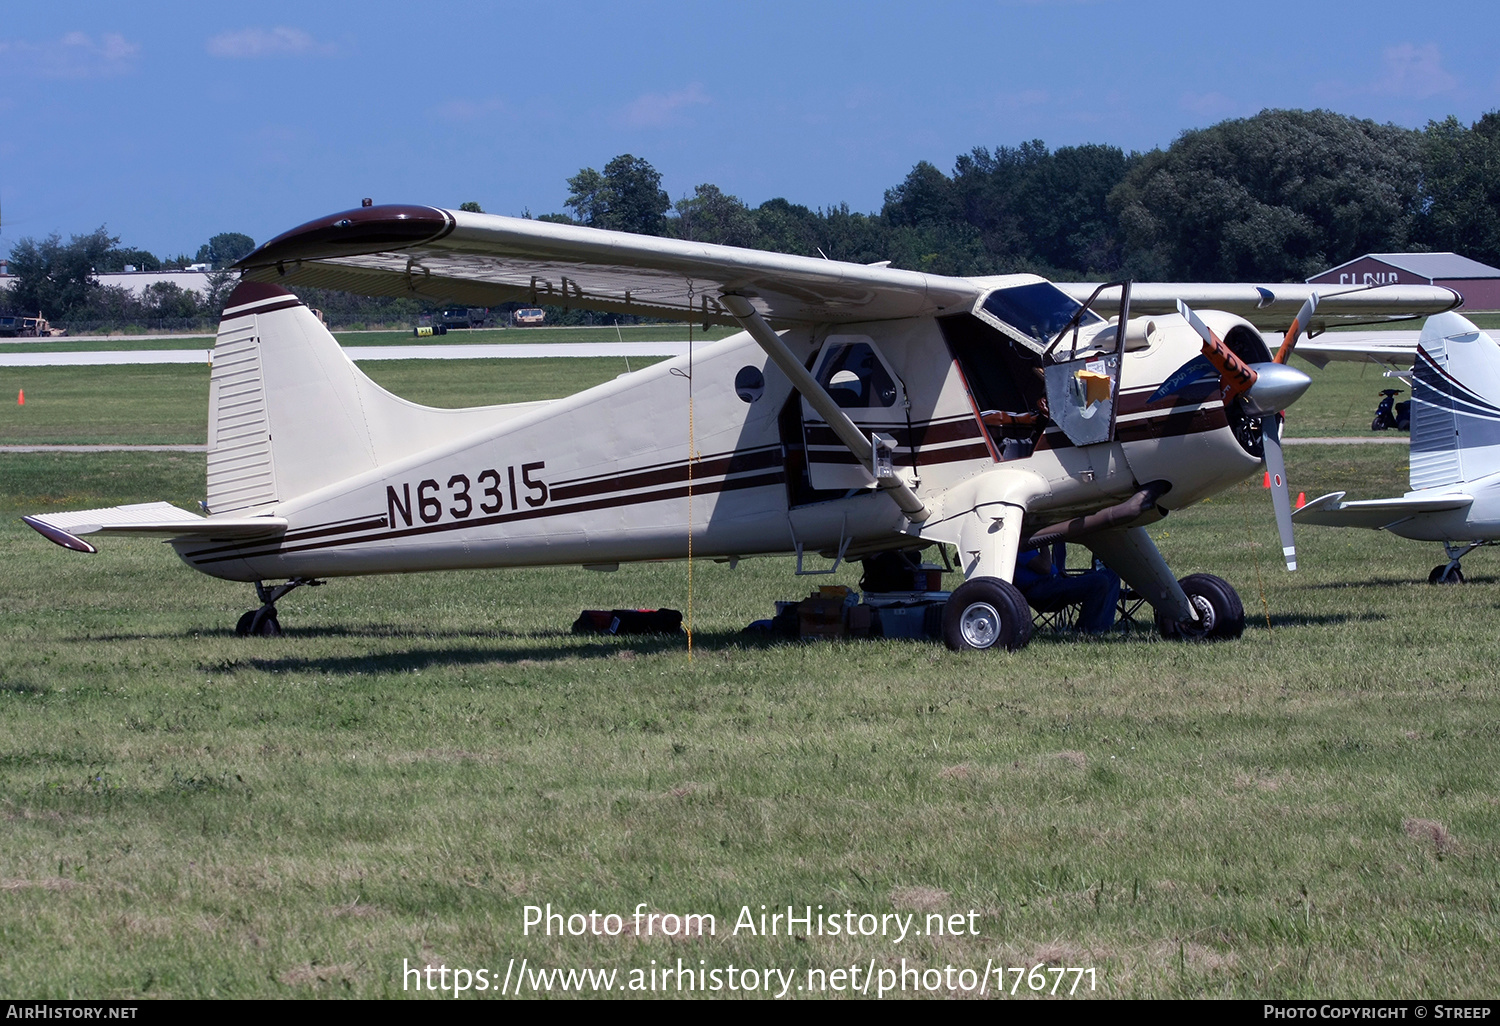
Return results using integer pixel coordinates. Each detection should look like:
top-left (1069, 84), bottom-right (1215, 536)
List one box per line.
top-left (207, 282), bottom-right (526, 514)
top-left (1410, 311), bottom-right (1500, 492)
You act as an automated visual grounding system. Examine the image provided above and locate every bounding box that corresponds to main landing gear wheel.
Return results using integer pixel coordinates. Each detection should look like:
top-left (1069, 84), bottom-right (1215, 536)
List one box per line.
top-left (942, 577), bottom-right (1033, 652)
top-left (1429, 564), bottom-right (1465, 585)
top-left (1156, 573), bottom-right (1245, 641)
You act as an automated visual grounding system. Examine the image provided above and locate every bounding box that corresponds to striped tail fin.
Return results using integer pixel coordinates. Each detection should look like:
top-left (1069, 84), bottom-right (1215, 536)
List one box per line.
top-left (1409, 311), bottom-right (1500, 492)
top-left (207, 282), bottom-right (539, 515)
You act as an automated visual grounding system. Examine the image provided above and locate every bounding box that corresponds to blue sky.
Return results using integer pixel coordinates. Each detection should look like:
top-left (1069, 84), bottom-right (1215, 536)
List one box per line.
top-left (2, 0), bottom-right (1497, 259)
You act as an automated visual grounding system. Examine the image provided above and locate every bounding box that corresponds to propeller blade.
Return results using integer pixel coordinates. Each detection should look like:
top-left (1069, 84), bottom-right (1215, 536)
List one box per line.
top-left (1176, 300), bottom-right (1258, 404)
top-left (1263, 413), bottom-right (1297, 571)
top-left (1273, 292), bottom-right (1320, 365)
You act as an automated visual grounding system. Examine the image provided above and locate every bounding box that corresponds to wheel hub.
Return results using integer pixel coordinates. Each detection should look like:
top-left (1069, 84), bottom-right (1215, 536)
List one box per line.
top-left (959, 601), bottom-right (1003, 649)
top-left (1189, 594), bottom-right (1216, 631)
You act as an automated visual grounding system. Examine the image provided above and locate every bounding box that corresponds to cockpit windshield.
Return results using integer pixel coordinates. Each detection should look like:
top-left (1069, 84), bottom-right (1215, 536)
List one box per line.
top-left (979, 282), bottom-right (1103, 348)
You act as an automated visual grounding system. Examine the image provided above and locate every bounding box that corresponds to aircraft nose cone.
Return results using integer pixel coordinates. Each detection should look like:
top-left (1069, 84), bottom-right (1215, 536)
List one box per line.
top-left (1243, 362), bottom-right (1312, 418)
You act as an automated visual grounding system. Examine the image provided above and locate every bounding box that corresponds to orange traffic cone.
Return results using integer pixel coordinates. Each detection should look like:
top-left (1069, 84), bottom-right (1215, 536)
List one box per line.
top-left (16, 389), bottom-right (23, 406)
top-left (1262, 471), bottom-right (1270, 488)
top-left (1295, 492), bottom-right (1306, 509)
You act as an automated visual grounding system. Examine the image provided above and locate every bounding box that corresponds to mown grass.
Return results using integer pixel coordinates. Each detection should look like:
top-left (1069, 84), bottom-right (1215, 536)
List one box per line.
top-left (2, 402), bottom-right (1499, 998)
top-left (0, 358), bottom-right (659, 445)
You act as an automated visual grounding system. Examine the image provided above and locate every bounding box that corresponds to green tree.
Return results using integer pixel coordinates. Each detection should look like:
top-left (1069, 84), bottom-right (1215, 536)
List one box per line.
top-left (1417, 113), bottom-right (1500, 266)
top-left (599, 155), bottom-right (670, 236)
top-left (204, 270), bottom-right (240, 314)
top-left (1111, 109), bottom-right (1424, 281)
top-left (96, 246), bottom-right (162, 272)
top-left (883, 161), bottom-right (961, 228)
top-left (668, 184), bottom-right (759, 246)
top-left (195, 232), bottom-right (256, 269)
top-left (6, 226), bottom-right (117, 318)
top-left (459, 201), bottom-right (483, 213)
top-left (140, 281), bottom-right (200, 320)
top-left (564, 167), bottom-right (607, 226)
top-left (945, 141), bottom-right (1135, 277)
top-left (565, 156), bottom-right (670, 236)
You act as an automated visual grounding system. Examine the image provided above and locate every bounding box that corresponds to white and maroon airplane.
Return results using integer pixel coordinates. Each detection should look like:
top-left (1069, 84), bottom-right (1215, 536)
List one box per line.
top-left (23, 205), bottom-right (1461, 650)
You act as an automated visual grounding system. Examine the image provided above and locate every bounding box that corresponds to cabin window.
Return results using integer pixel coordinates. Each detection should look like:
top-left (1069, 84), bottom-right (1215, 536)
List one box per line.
top-left (815, 342), bottom-right (897, 409)
top-left (980, 282), bottom-right (1102, 348)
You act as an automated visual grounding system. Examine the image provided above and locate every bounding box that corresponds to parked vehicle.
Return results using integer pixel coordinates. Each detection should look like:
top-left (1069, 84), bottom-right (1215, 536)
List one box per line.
top-left (1371, 388), bottom-right (1411, 431)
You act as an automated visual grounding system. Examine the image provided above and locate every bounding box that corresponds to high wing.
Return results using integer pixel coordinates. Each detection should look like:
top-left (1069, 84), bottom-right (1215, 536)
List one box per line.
top-left (1291, 491), bottom-right (1473, 531)
top-left (24, 502), bottom-right (286, 554)
top-left (236, 205), bottom-right (1463, 330)
top-left (1055, 283), bottom-right (1460, 332)
top-left (236, 205), bottom-right (978, 326)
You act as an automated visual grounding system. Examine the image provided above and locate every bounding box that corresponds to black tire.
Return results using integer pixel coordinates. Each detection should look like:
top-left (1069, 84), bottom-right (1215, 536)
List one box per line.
top-left (1429, 564), bottom-right (1465, 585)
top-left (237, 607), bottom-right (282, 637)
top-left (942, 578), bottom-right (1033, 652)
top-left (1156, 573), bottom-right (1245, 640)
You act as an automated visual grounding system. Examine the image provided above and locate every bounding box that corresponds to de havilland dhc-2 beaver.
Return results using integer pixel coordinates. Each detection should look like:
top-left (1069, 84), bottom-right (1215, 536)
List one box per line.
top-left (21, 205), bottom-right (1464, 651)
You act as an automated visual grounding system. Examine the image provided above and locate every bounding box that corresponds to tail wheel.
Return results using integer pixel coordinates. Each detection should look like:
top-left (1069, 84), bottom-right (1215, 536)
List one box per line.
top-left (235, 608), bottom-right (283, 637)
top-left (1156, 573), bottom-right (1245, 641)
top-left (1429, 564), bottom-right (1465, 585)
top-left (942, 578), bottom-right (1033, 652)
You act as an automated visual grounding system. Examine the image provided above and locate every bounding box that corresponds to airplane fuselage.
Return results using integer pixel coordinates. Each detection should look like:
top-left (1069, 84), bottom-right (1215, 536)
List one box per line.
top-left (172, 305), bottom-right (1264, 584)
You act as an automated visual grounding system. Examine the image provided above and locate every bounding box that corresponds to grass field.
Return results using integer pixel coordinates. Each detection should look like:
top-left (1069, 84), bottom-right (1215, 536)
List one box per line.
top-left (1, 362), bottom-right (1497, 999)
top-left (0, 358), bottom-right (663, 445)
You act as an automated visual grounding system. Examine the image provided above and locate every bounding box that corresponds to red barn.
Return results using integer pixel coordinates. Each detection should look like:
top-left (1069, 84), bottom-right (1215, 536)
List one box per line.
top-left (1308, 253), bottom-right (1500, 310)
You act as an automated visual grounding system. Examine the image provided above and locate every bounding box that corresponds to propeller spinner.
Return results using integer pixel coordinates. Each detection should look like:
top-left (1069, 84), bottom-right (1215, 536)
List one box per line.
top-left (1177, 297), bottom-right (1316, 570)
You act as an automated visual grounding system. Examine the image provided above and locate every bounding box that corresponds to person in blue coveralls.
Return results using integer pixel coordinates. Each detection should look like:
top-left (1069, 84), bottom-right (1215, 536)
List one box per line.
top-left (1012, 542), bottom-right (1120, 633)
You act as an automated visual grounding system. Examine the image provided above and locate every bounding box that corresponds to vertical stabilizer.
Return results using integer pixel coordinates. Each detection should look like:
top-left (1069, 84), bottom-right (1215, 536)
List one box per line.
top-left (206, 282), bottom-right (536, 515)
top-left (1410, 311), bottom-right (1500, 492)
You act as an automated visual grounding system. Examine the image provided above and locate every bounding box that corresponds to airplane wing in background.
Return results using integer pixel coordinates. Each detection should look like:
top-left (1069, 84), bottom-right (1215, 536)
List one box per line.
top-left (1055, 284), bottom-right (1460, 333)
top-left (236, 205), bottom-right (1464, 330)
top-left (23, 502), bottom-right (287, 554)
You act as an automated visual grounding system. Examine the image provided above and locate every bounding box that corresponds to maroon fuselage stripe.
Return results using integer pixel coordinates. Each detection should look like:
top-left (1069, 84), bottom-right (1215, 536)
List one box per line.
top-left (550, 446), bottom-right (782, 501)
top-left (185, 470), bottom-right (786, 566)
top-left (180, 515), bottom-right (389, 559)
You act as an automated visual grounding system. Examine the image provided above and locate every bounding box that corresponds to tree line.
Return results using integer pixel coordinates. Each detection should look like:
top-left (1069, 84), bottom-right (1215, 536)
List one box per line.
top-left (554, 110), bottom-right (1500, 284)
top-left (0, 229), bottom-right (256, 331)
top-left (5, 108), bottom-right (1498, 330)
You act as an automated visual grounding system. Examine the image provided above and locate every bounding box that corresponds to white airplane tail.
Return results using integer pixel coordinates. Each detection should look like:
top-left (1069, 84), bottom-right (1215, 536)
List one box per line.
top-left (207, 282), bottom-right (534, 515)
top-left (1409, 311), bottom-right (1500, 493)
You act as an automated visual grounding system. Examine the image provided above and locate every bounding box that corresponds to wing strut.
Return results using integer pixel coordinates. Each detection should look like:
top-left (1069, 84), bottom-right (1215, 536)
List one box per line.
top-left (720, 293), bottom-right (929, 522)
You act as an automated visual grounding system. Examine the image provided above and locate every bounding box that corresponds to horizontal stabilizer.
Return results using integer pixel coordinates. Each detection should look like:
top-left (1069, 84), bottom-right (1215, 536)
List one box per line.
top-left (1293, 335), bottom-right (1418, 371)
top-left (1291, 491), bottom-right (1472, 531)
top-left (23, 501), bottom-right (286, 554)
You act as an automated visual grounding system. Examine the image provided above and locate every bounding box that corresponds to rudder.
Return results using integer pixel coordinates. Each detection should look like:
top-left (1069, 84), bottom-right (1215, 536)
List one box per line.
top-left (207, 282), bottom-right (536, 515)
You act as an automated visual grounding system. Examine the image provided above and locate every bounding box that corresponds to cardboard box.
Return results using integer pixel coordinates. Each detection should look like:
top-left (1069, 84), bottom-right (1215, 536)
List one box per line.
top-left (798, 618), bottom-right (846, 639)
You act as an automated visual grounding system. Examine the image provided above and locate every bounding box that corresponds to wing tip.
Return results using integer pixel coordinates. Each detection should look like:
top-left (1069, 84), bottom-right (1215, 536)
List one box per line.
top-left (22, 515), bottom-right (97, 554)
